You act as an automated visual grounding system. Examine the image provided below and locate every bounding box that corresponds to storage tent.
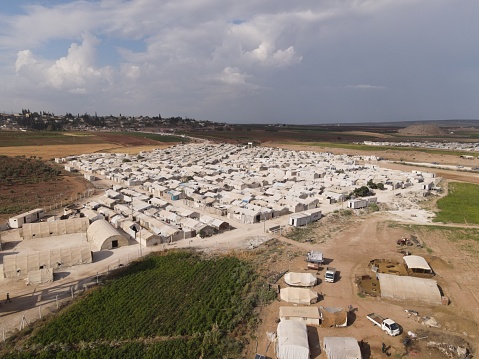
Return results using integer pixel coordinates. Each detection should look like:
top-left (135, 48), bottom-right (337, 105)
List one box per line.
top-left (21, 217), bottom-right (89, 240)
top-left (3, 246), bottom-right (92, 279)
top-left (280, 287), bottom-right (317, 305)
top-left (279, 306), bottom-right (321, 326)
top-left (323, 337), bottom-right (361, 359)
top-left (377, 273), bottom-right (442, 305)
top-left (276, 320), bottom-right (310, 359)
top-left (284, 272), bottom-right (317, 287)
top-left (87, 219), bottom-right (129, 251)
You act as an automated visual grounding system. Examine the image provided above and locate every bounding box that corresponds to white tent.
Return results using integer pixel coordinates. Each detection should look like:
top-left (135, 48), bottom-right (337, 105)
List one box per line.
top-left (280, 287), bottom-right (317, 305)
top-left (323, 337), bottom-right (361, 359)
top-left (279, 306), bottom-right (321, 326)
top-left (378, 273), bottom-right (442, 305)
top-left (284, 272), bottom-right (317, 287)
top-left (276, 320), bottom-right (310, 359)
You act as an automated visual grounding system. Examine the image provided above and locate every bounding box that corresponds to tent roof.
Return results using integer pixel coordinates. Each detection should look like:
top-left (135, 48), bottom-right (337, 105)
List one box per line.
top-left (284, 272), bottom-right (317, 287)
top-left (280, 287), bottom-right (317, 305)
top-left (378, 273), bottom-right (441, 305)
top-left (323, 337), bottom-right (361, 359)
top-left (403, 255), bottom-right (431, 271)
top-left (276, 320), bottom-right (309, 359)
top-left (279, 306), bottom-right (321, 319)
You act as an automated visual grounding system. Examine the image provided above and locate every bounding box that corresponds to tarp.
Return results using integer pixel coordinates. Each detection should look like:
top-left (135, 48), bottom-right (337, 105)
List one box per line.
top-left (26, 268), bottom-right (53, 285)
top-left (276, 320), bottom-right (309, 359)
top-left (403, 255), bottom-right (431, 271)
top-left (284, 272), bottom-right (317, 287)
top-left (280, 287), bottom-right (317, 305)
top-left (323, 337), bottom-right (361, 359)
top-left (320, 307), bottom-right (348, 328)
top-left (378, 273), bottom-right (441, 305)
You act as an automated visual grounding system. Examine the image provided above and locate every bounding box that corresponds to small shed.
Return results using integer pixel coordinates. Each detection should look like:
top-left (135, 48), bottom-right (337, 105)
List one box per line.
top-left (323, 337), bottom-right (361, 359)
top-left (276, 320), bottom-right (310, 359)
top-left (280, 287), bottom-right (318, 305)
top-left (284, 272), bottom-right (317, 287)
top-left (403, 255), bottom-right (434, 276)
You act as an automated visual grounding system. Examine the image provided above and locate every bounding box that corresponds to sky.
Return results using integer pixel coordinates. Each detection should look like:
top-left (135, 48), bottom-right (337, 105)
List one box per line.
top-left (0, 0), bottom-right (478, 124)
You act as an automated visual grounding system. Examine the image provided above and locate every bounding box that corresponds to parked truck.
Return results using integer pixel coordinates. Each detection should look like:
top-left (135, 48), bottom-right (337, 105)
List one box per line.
top-left (324, 267), bottom-right (337, 283)
top-left (306, 251), bottom-right (324, 264)
top-left (366, 313), bottom-right (401, 336)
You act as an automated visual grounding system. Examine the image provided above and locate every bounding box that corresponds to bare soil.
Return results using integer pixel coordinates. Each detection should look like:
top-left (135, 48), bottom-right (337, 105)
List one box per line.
top-left (244, 211), bottom-right (479, 359)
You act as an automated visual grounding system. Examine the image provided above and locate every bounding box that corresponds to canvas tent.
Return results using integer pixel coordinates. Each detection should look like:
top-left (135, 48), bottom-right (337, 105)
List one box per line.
top-left (279, 306), bottom-right (321, 326)
top-left (26, 268), bottom-right (53, 285)
top-left (276, 320), bottom-right (310, 359)
top-left (323, 337), bottom-right (361, 359)
top-left (21, 218), bottom-right (89, 240)
top-left (284, 272), bottom-right (317, 287)
top-left (3, 246), bottom-right (92, 279)
top-left (87, 219), bottom-right (129, 251)
top-left (280, 287), bottom-right (317, 305)
top-left (377, 273), bottom-right (442, 305)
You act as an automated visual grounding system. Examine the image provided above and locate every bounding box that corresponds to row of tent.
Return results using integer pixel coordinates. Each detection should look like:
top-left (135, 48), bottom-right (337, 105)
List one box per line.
top-left (281, 272), bottom-right (318, 305)
top-left (276, 320), bottom-right (361, 359)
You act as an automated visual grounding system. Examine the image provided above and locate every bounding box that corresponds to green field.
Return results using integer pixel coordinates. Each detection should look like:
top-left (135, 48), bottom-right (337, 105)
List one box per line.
top-left (434, 182), bottom-right (479, 224)
top-left (3, 251), bottom-right (275, 359)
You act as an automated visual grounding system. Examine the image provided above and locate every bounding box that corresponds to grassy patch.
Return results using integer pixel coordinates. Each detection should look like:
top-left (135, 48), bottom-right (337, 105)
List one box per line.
top-left (434, 182), bottom-right (479, 224)
top-left (285, 221), bottom-right (321, 243)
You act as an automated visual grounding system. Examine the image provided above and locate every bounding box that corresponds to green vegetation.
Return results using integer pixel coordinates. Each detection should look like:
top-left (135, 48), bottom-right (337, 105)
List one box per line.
top-left (0, 131), bottom-right (100, 147)
top-left (0, 156), bottom-right (60, 185)
top-left (434, 182), bottom-right (479, 224)
top-left (2, 251), bottom-right (276, 359)
top-left (286, 221), bottom-right (320, 243)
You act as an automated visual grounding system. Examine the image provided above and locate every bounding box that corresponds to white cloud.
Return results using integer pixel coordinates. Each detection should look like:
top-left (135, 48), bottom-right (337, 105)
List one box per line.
top-left (0, 0), bottom-right (478, 123)
top-left (15, 33), bottom-right (113, 93)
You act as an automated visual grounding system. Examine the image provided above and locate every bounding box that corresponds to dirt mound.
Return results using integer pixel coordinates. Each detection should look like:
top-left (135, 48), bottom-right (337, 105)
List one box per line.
top-left (397, 124), bottom-right (445, 136)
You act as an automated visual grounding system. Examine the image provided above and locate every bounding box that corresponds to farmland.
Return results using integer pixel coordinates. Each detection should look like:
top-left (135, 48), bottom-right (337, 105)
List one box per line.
top-left (1, 251), bottom-right (276, 359)
top-left (434, 182), bottom-right (479, 224)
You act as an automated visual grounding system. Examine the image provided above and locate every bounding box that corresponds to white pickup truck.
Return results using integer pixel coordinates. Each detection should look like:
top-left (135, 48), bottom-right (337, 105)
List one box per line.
top-left (366, 313), bottom-right (401, 336)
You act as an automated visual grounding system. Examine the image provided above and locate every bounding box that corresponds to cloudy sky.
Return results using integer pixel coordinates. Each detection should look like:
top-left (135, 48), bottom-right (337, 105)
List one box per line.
top-left (0, 0), bottom-right (478, 124)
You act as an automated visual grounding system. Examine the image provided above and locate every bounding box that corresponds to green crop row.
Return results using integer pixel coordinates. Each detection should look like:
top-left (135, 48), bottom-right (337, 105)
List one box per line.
top-left (3, 251), bottom-right (274, 358)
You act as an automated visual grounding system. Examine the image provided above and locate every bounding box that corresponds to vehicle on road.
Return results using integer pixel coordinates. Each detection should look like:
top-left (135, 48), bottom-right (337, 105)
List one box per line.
top-left (324, 267), bottom-right (337, 283)
top-left (367, 313), bottom-right (401, 336)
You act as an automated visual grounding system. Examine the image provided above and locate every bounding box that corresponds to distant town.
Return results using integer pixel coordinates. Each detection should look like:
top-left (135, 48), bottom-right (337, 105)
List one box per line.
top-left (0, 110), bottom-right (229, 133)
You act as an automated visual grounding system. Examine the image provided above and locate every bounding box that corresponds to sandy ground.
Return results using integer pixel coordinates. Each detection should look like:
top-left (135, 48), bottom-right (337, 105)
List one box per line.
top-left (1, 143), bottom-right (478, 358)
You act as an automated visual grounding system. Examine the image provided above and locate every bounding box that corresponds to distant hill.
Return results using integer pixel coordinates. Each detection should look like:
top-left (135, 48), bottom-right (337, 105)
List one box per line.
top-left (397, 124), bottom-right (446, 136)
